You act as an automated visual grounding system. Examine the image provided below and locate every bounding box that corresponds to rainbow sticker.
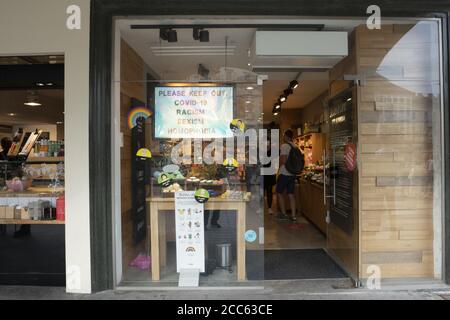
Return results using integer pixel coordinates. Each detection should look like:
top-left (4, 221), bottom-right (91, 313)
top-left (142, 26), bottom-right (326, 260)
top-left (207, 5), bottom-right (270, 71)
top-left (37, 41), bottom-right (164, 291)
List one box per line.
top-left (128, 107), bottom-right (152, 129)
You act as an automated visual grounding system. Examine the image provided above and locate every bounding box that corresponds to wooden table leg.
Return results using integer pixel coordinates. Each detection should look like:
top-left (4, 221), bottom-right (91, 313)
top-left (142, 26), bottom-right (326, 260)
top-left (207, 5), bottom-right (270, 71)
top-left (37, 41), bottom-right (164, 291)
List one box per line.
top-left (159, 211), bottom-right (167, 267)
top-left (150, 202), bottom-right (160, 280)
top-left (236, 202), bottom-right (246, 281)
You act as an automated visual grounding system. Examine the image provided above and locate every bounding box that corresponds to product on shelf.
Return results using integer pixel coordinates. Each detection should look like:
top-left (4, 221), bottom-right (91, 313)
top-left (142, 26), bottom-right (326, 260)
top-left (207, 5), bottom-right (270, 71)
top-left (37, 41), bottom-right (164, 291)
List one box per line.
top-left (56, 194), bottom-right (65, 221)
top-left (32, 139), bottom-right (65, 157)
top-left (7, 128), bottom-right (24, 157)
top-left (19, 129), bottom-right (42, 157)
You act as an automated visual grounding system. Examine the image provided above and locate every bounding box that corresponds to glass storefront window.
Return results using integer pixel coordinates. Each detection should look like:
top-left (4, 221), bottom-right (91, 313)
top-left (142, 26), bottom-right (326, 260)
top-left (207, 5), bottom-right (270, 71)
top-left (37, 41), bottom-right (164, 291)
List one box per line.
top-left (113, 17), bottom-right (445, 287)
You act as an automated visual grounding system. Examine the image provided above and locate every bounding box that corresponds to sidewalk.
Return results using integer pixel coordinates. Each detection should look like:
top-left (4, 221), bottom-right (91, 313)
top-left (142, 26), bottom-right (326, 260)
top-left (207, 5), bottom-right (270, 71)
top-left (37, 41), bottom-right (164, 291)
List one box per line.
top-left (1, 279), bottom-right (450, 300)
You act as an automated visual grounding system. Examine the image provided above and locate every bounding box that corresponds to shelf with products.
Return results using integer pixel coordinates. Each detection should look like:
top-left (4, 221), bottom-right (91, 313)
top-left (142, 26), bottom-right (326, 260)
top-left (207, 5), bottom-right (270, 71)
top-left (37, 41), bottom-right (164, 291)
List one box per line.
top-left (0, 219), bottom-right (64, 225)
top-left (26, 157), bottom-right (64, 163)
top-left (295, 132), bottom-right (326, 168)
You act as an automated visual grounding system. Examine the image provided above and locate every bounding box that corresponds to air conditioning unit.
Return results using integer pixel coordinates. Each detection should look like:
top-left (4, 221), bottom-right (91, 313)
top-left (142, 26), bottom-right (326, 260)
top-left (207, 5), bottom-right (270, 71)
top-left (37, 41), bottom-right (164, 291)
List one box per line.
top-left (251, 31), bottom-right (348, 72)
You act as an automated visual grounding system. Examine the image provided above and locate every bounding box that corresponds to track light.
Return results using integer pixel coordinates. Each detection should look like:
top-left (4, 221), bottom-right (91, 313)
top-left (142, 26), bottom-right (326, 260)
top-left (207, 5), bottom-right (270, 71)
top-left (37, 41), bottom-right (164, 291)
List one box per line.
top-left (274, 102), bottom-right (281, 110)
top-left (193, 28), bottom-right (209, 42)
top-left (289, 80), bottom-right (299, 90)
top-left (24, 91), bottom-right (41, 107)
top-left (272, 107), bottom-right (280, 116)
top-left (284, 88), bottom-right (293, 96)
top-left (279, 94), bottom-right (287, 103)
top-left (160, 28), bottom-right (177, 42)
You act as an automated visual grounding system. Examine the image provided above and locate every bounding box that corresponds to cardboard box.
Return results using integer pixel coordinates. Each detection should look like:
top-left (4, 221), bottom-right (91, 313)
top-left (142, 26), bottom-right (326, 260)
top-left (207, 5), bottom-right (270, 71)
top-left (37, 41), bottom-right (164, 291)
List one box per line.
top-left (5, 205), bottom-right (15, 219)
top-left (20, 207), bottom-right (30, 220)
top-left (0, 206), bottom-right (6, 219)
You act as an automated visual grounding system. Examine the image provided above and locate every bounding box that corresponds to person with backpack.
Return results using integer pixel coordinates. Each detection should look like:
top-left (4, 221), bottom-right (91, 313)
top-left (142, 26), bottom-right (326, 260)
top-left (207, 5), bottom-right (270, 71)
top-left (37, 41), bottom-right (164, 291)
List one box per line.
top-left (276, 129), bottom-right (304, 222)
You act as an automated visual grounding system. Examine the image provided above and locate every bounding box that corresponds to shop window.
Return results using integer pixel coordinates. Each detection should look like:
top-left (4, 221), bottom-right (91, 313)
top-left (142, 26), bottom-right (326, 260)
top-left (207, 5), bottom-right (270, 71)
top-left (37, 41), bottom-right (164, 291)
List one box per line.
top-left (0, 55), bottom-right (65, 286)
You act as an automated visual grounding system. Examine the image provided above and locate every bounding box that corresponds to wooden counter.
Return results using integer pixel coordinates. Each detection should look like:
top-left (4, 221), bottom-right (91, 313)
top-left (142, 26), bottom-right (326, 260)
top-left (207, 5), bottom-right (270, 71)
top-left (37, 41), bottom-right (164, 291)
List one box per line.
top-left (298, 179), bottom-right (327, 234)
top-left (0, 219), bottom-right (64, 225)
top-left (0, 187), bottom-right (64, 197)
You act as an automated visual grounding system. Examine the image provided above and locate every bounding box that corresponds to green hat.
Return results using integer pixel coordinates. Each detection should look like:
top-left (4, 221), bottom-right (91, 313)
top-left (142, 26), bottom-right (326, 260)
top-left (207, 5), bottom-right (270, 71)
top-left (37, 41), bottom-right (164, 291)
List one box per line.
top-left (223, 157), bottom-right (239, 172)
top-left (194, 188), bottom-right (210, 203)
top-left (157, 172), bottom-right (173, 187)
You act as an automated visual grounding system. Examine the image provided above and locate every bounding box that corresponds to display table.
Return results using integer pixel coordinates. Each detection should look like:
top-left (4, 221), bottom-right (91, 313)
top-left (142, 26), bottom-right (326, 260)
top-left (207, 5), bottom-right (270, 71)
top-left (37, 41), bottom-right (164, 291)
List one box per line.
top-left (146, 196), bottom-right (249, 281)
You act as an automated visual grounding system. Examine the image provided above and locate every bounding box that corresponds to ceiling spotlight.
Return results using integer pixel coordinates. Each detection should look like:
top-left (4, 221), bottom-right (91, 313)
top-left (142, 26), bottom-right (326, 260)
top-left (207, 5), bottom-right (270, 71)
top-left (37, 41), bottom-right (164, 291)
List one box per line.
top-left (245, 100), bottom-right (251, 104)
top-left (246, 86), bottom-right (254, 90)
top-left (279, 94), bottom-right (287, 102)
top-left (284, 88), bottom-right (293, 96)
top-left (24, 91), bottom-right (42, 107)
top-left (272, 108), bottom-right (280, 116)
top-left (46, 82), bottom-right (54, 86)
top-left (274, 103), bottom-right (281, 110)
top-left (160, 28), bottom-right (177, 42)
top-left (193, 28), bottom-right (209, 42)
top-left (7, 113), bottom-right (16, 116)
top-left (290, 80), bottom-right (299, 90)
top-left (56, 121), bottom-right (63, 125)
top-left (36, 82), bottom-right (45, 87)
top-left (199, 30), bottom-right (209, 42)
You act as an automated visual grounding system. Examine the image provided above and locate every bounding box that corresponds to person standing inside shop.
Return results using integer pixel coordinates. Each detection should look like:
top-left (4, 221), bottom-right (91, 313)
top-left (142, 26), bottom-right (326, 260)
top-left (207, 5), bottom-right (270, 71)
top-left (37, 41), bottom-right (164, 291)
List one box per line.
top-left (0, 137), bottom-right (11, 160)
top-left (276, 129), bottom-right (303, 222)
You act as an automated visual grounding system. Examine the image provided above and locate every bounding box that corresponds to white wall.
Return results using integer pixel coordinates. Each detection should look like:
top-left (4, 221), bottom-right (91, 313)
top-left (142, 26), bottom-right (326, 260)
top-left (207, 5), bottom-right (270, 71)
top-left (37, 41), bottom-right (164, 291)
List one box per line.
top-left (0, 0), bottom-right (91, 293)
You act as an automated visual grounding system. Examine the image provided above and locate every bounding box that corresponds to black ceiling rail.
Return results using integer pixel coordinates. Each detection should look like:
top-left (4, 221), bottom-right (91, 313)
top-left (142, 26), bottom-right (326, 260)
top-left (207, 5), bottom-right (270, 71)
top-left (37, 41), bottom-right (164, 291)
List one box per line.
top-left (131, 24), bottom-right (325, 30)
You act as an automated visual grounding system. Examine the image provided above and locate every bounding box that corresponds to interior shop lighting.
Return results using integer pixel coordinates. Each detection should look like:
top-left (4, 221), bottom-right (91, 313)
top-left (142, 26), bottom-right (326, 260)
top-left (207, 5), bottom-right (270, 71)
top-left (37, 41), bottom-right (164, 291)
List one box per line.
top-left (160, 28), bottom-right (177, 42)
top-left (279, 94), bottom-right (287, 102)
top-left (272, 106), bottom-right (280, 116)
top-left (290, 80), bottom-right (299, 90)
top-left (246, 86), bottom-right (254, 90)
top-left (274, 102), bottom-right (281, 110)
top-left (193, 28), bottom-right (209, 42)
top-left (7, 113), bottom-right (16, 116)
top-left (284, 88), bottom-right (293, 96)
top-left (24, 92), bottom-right (42, 107)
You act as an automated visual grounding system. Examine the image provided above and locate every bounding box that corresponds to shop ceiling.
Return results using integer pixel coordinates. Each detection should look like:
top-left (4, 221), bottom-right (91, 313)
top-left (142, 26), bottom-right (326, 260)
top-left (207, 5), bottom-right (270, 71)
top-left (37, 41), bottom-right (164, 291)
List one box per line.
top-left (0, 55), bottom-right (64, 126)
top-left (0, 89), bottom-right (64, 126)
top-left (118, 18), bottom-right (362, 115)
top-left (118, 17), bottom-right (418, 121)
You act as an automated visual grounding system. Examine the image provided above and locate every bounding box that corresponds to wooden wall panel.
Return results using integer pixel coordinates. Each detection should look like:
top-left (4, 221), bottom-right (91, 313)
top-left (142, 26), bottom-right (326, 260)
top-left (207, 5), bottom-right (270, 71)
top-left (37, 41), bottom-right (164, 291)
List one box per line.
top-left (120, 39), bottom-right (146, 274)
top-left (356, 24), bottom-right (437, 279)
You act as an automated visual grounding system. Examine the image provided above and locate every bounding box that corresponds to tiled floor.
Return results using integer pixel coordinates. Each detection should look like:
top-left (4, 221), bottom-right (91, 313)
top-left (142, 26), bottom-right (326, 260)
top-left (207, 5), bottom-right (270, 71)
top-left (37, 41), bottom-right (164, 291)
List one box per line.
top-left (263, 195), bottom-right (327, 250)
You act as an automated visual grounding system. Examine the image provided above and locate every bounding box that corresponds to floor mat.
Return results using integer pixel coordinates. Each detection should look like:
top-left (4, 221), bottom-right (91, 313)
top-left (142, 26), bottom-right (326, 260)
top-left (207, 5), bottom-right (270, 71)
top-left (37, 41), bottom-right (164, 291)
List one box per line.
top-left (246, 249), bottom-right (348, 280)
top-left (0, 225), bottom-right (65, 286)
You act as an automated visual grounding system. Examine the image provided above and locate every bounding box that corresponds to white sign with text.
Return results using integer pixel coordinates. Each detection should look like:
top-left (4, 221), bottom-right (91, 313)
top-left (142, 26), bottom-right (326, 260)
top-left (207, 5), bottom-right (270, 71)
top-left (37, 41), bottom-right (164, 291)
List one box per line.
top-left (175, 191), bottom-right (205, 272)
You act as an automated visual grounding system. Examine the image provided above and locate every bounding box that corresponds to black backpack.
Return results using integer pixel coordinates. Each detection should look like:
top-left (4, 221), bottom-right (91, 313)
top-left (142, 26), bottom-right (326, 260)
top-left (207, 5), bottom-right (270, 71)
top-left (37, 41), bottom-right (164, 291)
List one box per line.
top-left (285, 143), bottom-right (304, 175)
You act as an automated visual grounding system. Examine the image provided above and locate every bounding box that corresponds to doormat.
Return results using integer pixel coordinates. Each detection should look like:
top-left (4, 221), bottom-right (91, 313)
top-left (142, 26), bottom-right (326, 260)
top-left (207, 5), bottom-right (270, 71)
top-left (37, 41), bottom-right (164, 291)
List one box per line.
top-left (246, 249), bottom-right (348, 280)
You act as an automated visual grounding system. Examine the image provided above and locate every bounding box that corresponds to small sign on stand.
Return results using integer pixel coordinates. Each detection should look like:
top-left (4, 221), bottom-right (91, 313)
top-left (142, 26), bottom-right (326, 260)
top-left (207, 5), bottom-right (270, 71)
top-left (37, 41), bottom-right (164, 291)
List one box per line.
top-left (178, 268), bottom-right (200, 287)
top-left (175, 191), bottom-right (205, 287)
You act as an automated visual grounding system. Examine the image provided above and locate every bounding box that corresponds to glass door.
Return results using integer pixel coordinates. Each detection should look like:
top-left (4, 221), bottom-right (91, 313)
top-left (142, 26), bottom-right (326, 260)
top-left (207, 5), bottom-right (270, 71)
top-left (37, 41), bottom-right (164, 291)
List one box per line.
top-left (325, 85), bottom-right (360, 282)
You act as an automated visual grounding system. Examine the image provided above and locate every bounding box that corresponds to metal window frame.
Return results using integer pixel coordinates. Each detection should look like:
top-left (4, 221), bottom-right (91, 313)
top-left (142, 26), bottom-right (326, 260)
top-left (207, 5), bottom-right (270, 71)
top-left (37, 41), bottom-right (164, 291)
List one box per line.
top-left (89, 0), bottom-right (450, 291)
